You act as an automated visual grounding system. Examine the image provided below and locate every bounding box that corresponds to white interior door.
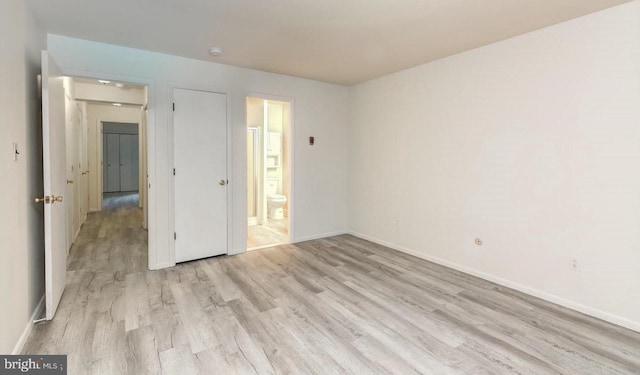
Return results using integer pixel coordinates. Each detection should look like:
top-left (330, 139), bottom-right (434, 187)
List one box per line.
top-left (119, 134), bottom-right (139, 191)
top-left (41, 51), bottom-right (67, 320)
top-left (174, 88), bottom-right (228, 263)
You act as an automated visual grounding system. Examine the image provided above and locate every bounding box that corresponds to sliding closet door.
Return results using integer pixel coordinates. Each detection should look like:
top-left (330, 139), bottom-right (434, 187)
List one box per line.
top-left (103, 130), bottom-right (139, 193)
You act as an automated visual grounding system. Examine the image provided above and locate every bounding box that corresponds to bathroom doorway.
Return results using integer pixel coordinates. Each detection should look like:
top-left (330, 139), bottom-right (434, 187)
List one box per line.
top-left (246, 97), bottom-right (292, 250)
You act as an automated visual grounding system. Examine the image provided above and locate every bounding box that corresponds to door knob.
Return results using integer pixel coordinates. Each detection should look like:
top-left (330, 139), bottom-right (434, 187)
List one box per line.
top-left (67, 179), bottom-right (74, 184)
top-left (219, 180), bottom-right (226, 186)
top-left (34, 196), bottom-right (50, 204)
top-left (51, 195), bottom-right (63, 203)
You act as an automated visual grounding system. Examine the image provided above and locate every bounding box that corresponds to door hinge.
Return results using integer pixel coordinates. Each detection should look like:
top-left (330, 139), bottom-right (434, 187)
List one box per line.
top-left (173, 168), bottom-right (176, 176)
top-left (172, 103), bottom-right (175, 111)
top-left (174, 232), bottom-right (176, 240)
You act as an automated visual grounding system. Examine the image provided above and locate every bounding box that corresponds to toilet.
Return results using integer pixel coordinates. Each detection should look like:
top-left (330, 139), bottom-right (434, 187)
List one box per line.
top-left (267, 194), bottom-right (287, 219)
top-left (266, 179), bottom-right (287, 219)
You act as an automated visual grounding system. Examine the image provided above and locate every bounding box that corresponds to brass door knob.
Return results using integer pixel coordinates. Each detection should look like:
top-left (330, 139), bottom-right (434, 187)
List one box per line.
top-left (67, 179), bottom-right (74, 184)
top-left (51, 195), bottom-right (63, 203)
top-left (34, 196), bottom-right (50, 204)
top-left (219, 180), bottom-right (226, 186)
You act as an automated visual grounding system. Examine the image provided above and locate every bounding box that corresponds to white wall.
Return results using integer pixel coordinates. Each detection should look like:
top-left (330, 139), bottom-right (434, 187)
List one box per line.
top-left (0, 0), bottom-right (46, 354)
top-left (349, 1), bottom-right (640, 331)
top-left (48, 35), bottom-right (350, 268)
top-left (85, 104), bottom-right (142, 211)
top-left (75, 82), bottom-right (145, 105)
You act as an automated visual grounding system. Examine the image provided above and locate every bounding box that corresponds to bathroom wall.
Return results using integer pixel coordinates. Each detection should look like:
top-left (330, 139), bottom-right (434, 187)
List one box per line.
top-left (246, 130), bottom-right (257, 218)
top-left (267, 101), bottom-right (285, 195)
top-left (246, 97), bottom-right (264, 221)
top-left (349, 0), bottom-right (640, 331)
top-left (282, 104), bottom-right (291, 215)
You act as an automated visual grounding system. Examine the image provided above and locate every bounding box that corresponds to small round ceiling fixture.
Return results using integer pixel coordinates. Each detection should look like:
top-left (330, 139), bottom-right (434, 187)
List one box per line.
top-left (209, 47), bottom-right (223, 57)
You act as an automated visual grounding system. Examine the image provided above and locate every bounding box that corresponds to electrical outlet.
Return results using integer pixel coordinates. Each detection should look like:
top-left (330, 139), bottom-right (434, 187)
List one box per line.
top-left (570, 256), bottom-right (581, 272)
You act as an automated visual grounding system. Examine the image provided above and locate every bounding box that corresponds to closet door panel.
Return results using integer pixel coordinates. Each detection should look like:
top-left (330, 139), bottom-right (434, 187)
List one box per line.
top-left (119, 134), bottom-right (139, 192)
top-left (105, 133), bottom-right (121, 192)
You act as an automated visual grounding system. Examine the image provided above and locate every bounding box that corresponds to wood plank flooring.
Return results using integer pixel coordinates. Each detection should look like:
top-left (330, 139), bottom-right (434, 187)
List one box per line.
top-left (247, 218), bottom-right (288, 250)
top-left (23, 199), bottom-right (640, 374)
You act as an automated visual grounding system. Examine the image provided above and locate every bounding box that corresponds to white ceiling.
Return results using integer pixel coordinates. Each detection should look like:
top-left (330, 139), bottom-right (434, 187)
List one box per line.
top-left (26, 0), bottom-right (631, 85)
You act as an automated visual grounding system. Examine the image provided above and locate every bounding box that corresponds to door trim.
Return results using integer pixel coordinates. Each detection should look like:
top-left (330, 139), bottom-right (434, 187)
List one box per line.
top-left (169, 85), bottom-right (233, 266)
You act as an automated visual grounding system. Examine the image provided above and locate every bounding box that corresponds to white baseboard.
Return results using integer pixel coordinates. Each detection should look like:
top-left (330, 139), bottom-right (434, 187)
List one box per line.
top-left (73, 226), bottom-right (82, 243)
top-left (293, 230), bottom-right (349, 243)
top-left (348, 231), bottom-right (640, 333)
top-left (12, 295), bottom-right (45, 354)
top-left (148, 261), bottom-right (174, 270)
top-left (228, 248), bottom-right (246, 256)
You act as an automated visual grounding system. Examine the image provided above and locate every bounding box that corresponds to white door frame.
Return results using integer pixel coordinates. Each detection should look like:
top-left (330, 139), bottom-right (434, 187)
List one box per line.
top-left (168, 85), bottom-right (233, 265)
top-left (245, 93), bottom-right (295, 250)
top-left (246, 127), bottom-right (261, 226)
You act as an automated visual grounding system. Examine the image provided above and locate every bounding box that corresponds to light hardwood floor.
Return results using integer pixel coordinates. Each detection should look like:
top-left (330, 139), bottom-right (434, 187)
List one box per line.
top-left (23, 200), bottom-right (640, 374)
top-left (247, 218), bottom-right (288, 250)
top-left (102, 192), bottom-right (139, 211)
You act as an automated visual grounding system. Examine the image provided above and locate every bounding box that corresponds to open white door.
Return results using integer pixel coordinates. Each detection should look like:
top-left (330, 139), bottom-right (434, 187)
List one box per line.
top-left (39, 51), bottom-right (67, 320)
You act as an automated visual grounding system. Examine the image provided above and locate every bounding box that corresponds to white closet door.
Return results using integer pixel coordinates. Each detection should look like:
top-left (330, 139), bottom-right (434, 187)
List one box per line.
top-left (174, 88), bottom-right (228, 262)
top-left (119, 134), bottom-right (139, 191)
